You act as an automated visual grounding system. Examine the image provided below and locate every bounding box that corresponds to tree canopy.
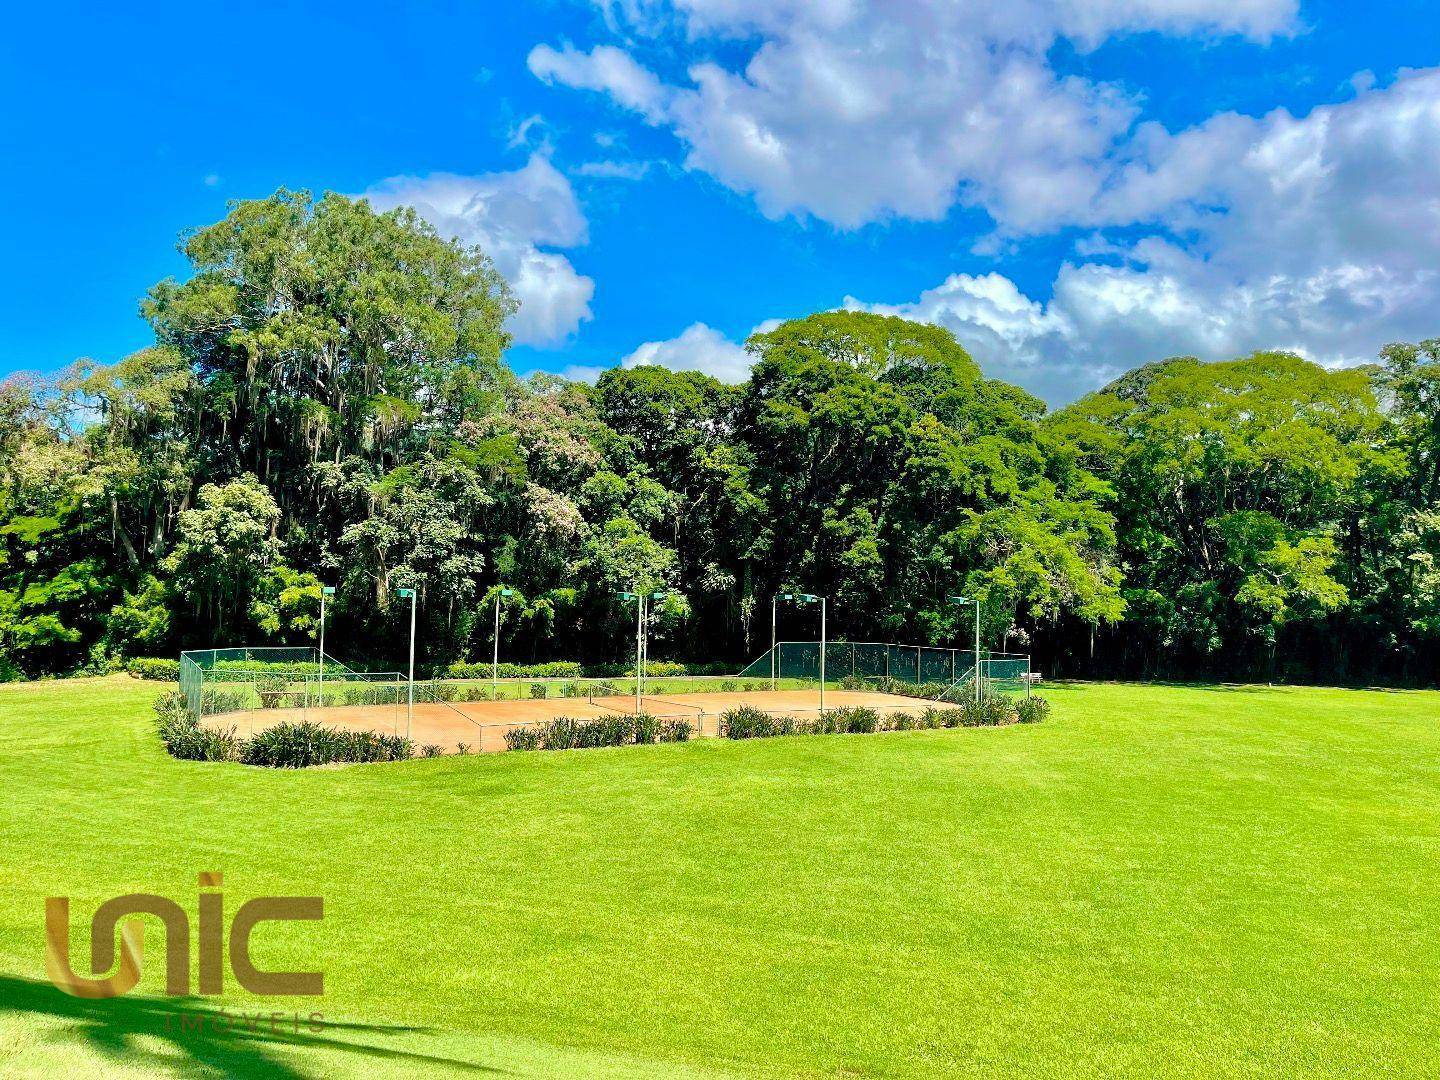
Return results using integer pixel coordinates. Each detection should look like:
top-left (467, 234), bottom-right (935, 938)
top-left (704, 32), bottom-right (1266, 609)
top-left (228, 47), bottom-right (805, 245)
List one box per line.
top-left (2, 190), bottom-right (1435, 684)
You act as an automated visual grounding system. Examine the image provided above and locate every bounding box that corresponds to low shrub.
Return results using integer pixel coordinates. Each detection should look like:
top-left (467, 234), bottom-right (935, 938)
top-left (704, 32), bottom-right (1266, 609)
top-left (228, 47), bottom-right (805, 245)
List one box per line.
top-left (720, 705), bottom-right (789, 739)
top-left (444, 661), bottom-right (583, 680)
top-left (504, 726), bottom-right (541, 751)
top-left (840, 674), bottom-right (864, 691)
top-left (742, 680), bottom-right (762, 692)
top-left (830, 706), bottom-right (880, 733)
top-left (561, 681), bottom-right (585, 698)
top-left (913, 681), bottom-right (953, 700)
top-left (515, 715), bottom-right (650, 751)
top-left (809, 711), bottom-right (843, 735)
top-left (933, 707), bottom-right (965, 728)
top-left (958, 697), bottom-right (1017, 727)
top-left (446, 682), bottom-right (493, 702)
top-left (154, 693), bottom-right (241, 762)
top-left (420, 744), bottom-right (444, 758)
top-left (659, 719), bottom-right (692, 742)
top-left (540, 716), bottom-right (581, 749)
top-left (720, 679), bottom-right (738, 693)
top-left (529, 682), bottom-right (548, 699)
top-left (343, 683), bottom-right (403, 707)
top-left (1016, 696), bottom-right (1051, 724)
top-left (199, 687), bottom-right (248, 716)
top-left (254, 674), bottom-right (289, 709)
top-left (128, 657), bottom-right (180, 681)
top-left (156, 691), bottom-right (414, 767)
top-left (240, 721), bottom-right (413, 768)
top-left (634, 713), bottom-right (661, 744)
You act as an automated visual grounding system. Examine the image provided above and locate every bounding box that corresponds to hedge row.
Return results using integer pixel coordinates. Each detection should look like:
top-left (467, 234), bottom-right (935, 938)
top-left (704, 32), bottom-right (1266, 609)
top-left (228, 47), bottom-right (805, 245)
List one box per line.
top-left (137, 656), bottom-right (744, 684)
top-left (155, 692), bottom-right (415, 767)
top-left (129, 657), bottom-right (345, 682)
top-left (443, 660), bottom-right (585, 680)
top-left (443, 659), bottom-right (736, 680)
top-left (503, 713), bottom-right (693, 751)
top-left (127, 657), bottom-right (180, 681)
top-left (720, 696), bottom-right (1049, 739)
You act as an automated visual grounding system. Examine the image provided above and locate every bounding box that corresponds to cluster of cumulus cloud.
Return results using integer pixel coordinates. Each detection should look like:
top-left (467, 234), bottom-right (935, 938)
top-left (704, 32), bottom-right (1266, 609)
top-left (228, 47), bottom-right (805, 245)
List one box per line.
top-left (373, 0), bottom-right (1440, 402)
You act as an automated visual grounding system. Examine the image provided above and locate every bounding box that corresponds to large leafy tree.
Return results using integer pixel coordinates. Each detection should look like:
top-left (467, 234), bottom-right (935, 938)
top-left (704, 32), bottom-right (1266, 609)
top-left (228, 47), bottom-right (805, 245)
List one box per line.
top-left (1054, 352), bottom-right (1386, 677)
top-left (738, 312), bottom-right (1123, 651)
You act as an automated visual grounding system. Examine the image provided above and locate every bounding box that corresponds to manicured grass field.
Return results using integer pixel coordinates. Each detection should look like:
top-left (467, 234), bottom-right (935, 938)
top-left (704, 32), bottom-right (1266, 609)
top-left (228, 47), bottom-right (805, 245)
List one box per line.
top-left (1, 676), bottom-right (1437, 1077)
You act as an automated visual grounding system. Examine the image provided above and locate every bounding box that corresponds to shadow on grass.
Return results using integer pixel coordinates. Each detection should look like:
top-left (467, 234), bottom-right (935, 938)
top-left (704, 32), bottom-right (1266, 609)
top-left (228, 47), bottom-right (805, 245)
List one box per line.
top-left (0, 976), bottom-right (506, 1079)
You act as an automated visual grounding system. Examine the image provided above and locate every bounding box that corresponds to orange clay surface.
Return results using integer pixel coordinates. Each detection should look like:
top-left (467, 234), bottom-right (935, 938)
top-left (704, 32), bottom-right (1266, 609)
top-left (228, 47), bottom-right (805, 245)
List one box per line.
top-left (200, 689), bottom-right (942, 753)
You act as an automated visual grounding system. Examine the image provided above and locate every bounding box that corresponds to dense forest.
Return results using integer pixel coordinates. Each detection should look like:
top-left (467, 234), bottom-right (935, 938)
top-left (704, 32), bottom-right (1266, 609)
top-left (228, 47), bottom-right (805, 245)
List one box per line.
top-left (2, 191), bottom-right (1437, 683)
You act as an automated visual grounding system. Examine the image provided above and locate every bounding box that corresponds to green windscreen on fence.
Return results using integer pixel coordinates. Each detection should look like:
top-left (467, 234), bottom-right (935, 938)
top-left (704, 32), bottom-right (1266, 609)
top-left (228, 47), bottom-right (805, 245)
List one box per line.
top-left (738, 640), bottom-right (1029, 693)
top-left (179, 647), bottom-right (362, 722)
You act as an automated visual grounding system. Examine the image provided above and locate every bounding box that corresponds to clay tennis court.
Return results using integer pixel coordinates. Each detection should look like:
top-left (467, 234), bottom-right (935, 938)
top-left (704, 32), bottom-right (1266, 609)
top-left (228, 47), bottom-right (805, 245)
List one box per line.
top-left (201, 688), bottom-right (943, 753)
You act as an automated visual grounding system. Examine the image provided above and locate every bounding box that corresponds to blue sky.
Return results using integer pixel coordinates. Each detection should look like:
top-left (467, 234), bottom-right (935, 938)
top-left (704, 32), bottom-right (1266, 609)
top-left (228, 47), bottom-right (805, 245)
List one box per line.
top-left (3, 0), bottom-right (1437, 403)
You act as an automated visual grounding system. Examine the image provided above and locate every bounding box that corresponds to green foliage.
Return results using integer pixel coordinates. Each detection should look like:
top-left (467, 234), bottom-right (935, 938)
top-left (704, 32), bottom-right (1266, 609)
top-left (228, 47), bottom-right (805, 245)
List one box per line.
top-left (444, 661), bottom-right (583, 679)
top-left (153, 692), bottom-right (241, 762)
top-left (1054, 349), bottom-right (1408, 678)
top-left (3, 186), bottom-right (1436, 687)
top-left (503, 726), bottom-right (541, 751)
top-left (829, 706), bottom-right (880, 733)
top-left (240, 721), bottom-right (414, 767)
top-left (126, 657), bottom-right (180, 681)
top-left (719, 705), bottom-right (784, 739)
top-left (959, 697), bottom-right (1017, 727)
top-left (104, 575), bottom-right (170, 655)
top-left (502, 712), bottom-right (690, 752)
top-left (1016, 696), bottom-right (1051, 724)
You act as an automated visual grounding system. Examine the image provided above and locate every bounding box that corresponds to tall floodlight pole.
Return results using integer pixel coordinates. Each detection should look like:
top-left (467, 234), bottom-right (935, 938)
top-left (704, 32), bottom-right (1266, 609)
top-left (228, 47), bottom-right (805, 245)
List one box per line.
top-left (397, 587), bottom-right (417, 737)
top-left (317, 585), bottom-right (335, 703)
top-left (952, 594), bottom-right (981, 704)
top-left (771, 592), bottom-right (793, 691)
top-left (492, 586), bottom-right (513, 700)
top-left (617, 591), bottom-right (641, 714)
top-left (648, 591), bottom-right (667, 698)
top-left (799, 594), bottom-right (826, 714)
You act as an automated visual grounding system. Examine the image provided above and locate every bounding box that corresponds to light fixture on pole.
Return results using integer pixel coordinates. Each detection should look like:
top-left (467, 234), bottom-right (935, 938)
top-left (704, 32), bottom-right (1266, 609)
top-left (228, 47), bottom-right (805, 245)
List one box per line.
top-left (492, 586), bottom-right (513, 701)
top-left (949, 594), bottom-right (981, 704)
top-left (397, 587), bottom-right (417, 738)
top-left (318, 585), bottom-right (335, 705)
top-left (771, 592), bottom-right (793, 691)
top-left (797, 594), bottom-right (826, 714)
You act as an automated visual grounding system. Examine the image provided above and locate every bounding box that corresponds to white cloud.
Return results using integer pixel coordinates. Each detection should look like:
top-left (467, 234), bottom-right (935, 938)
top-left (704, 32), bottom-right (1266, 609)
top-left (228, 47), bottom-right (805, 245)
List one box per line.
top-left (362, 155), bottom-right (595, 347)
top-left (576, 159), bottom-right (653, 179)
top-left (528, 1), bottom-right (1297, 229)
top-left (528, 43), bottom-right (672, 123)
top-left (849, 65), bottom-right (1440, 403)
top-left (528, 2), bottom-right (1440, 403)
top-left (507, 113), bottom-right (551, 151)
top-left (621, 321), bottom-right (755, 381)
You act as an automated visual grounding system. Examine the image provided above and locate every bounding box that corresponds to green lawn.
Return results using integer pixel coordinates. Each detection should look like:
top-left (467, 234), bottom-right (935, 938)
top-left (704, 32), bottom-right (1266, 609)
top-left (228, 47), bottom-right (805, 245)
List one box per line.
top-left (1, 676), bottom-right (1437, 1078)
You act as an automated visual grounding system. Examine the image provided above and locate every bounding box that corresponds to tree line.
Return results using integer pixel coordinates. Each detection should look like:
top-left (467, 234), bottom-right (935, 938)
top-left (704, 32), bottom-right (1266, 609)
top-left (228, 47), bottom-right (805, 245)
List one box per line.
top-left (2, 190), bottom-right (1436, 683)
